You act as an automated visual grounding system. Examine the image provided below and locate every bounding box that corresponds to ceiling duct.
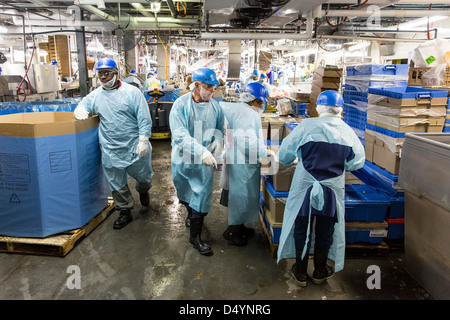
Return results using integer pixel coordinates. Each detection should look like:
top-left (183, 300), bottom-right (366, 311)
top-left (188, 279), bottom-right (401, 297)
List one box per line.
top-left (228, 0), bottom-right (291, 29)
top-left (244, 0), bottom-right (289, 6)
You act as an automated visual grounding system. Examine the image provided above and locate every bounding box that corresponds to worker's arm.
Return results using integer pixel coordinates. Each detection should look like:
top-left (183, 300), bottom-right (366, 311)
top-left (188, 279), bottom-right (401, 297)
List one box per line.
top-left (345, 129), bottom-right (366, 172)
top-left (73, 90), bottom-right (97, 120)
top-left (278, 123), bottom-right (304, 167)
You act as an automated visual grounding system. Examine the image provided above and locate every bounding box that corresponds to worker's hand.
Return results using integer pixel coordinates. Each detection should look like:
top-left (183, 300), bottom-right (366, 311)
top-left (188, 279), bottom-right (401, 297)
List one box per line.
top-left (201, 150), bottom-right (217, 168)
top-left (266, 149), bottom-right (277, 159)
top-left (74, 107), bottom-right (89, 120)
top-left (209, 140), bottom-right (222, 156)
top-left (136, 135), bottom-right (150, 157)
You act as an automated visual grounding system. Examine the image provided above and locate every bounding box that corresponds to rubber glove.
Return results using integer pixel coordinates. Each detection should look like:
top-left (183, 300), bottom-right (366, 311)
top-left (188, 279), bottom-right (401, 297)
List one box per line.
top-left (74, 107), bottom-right (89, 120)
top-left (267, 149), bottom-right (277, 159)
top-left (201, 150), bottom-right (217, 168)
top-left (136, 135), bottom-right (150, 157)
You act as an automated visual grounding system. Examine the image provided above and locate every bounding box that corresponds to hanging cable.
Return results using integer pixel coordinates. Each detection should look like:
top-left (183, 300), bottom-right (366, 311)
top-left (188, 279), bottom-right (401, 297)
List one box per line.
top-left (427, 3), bottom-right (433, 40)
top-left (325, 4), bottom-right (350, 28)
top-left (154, 31), bottom-right (171, 85)
top-left (16, 39), bottom-right (35, 102)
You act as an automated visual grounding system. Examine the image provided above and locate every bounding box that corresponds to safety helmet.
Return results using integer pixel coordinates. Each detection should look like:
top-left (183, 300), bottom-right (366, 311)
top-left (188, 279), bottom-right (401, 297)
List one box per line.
top-left (130, 70), bottom-right (136, 74)
top-left (260, 73), bottom-right (266, 79)
top-left (192, 68), bottom-right (220, 85)
top-left (252, 69), bottom-right (259, 76)
top-left (96, 57), bottom-right (118, 70)
top-left (147, 72), bottom-right (154, 77)
top-left (316, 90), bottom-right (343, 107)
top-left (278, 71), bottom-right (284, 77)
top-left (244, 82), bottom-right (267, 103)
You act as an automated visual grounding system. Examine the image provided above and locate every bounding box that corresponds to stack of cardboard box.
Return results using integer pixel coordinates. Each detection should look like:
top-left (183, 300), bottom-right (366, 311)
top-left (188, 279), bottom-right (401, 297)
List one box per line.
top-left (365, 86), bottom-right (448, 175)
top-left (308, 67), bottom-right (342, 118)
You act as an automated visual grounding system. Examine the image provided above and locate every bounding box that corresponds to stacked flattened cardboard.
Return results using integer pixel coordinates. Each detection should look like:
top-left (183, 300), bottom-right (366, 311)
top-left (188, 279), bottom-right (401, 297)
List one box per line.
top-left (365, 86), bottom-right (448, 175)
top-left (308, 67), bottom-right (342, 118)
top-left (343, 64), bottom-right (410, 146)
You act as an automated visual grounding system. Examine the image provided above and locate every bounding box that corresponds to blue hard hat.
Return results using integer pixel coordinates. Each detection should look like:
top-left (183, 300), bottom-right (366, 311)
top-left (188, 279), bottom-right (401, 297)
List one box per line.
top-left (260, 73), bottom-right (266, 78)
top-left (96, 57), bottom-right (118, 70)
top-left (51, 60), bottom-right (58, 65)
top-left (244, 82), bottom-right (267, 102)
top-left (130, 70), bottom-right (136, 74)
top-left (192, 68), bottom-right (220, 85)
top-left (252, 69), bottom-right (259, 76)
top-left (316, 90), bottom-right (343, 107)
top-left (278, 71), bottom-right (284, 77)
top-left (147, 72), bottom-right (154, 77)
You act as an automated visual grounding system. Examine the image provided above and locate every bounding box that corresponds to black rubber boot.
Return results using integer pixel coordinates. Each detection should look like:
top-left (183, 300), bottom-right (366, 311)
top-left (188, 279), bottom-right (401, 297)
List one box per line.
top-left (239, 224), bottom-right (255, 240)
top-left (185, 206), bottom-right (192, 228)
top-left (290, 250), bottom-right (309, 287)
top-left (189, 218), bottom-right (213, 255)
top-left (223, 225), bottom-right (248, 246)
top-left (312, 248), bottom-right (334, 284)
top-left (113, 209), bottom-right (132, 229)
top-left (139, 192), bottom-right (150, 207)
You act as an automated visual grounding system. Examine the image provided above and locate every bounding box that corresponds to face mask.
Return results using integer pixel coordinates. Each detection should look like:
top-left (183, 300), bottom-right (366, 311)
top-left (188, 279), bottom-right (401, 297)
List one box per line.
top-left (101, 74), bottom-right (117, 89)
top-left (199, 86), bottom-right (214, 101)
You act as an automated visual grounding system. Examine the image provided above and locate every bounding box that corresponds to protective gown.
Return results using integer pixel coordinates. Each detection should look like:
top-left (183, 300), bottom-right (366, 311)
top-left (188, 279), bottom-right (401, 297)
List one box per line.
top-left (276, 116), bottom-right (365, 272)
top-left (75, 81), bottom-right (153, 195)
top-left (219, 102), bottom-right (268, 225)
top-left (169, 92), bottom-right (224, 214)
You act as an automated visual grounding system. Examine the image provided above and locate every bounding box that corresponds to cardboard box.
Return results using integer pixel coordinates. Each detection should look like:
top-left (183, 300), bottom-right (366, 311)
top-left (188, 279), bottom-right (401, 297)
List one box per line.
top-left (268, 145), bottom-right (296, 192)
top-left (408, 67), bottom-right (431, 86)
top-left (261, 181), bottom-right (286, 224)
top-left (365, 131), bottom-right (404, 175)
top-left (312, 76), bottom-right (341, 89)
top-left (0, 112), bottom-right (108, 237)
top-left (314, 67), bottom-right (343, 78)
top-left (367, 118), bottom-right (445, 133)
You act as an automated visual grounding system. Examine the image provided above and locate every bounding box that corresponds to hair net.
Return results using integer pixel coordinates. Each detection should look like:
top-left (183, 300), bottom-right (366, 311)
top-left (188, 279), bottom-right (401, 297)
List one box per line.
top-left (240, 91), bottom-right (257, 103)
top-left (316, 104), bottom-right (343, 115)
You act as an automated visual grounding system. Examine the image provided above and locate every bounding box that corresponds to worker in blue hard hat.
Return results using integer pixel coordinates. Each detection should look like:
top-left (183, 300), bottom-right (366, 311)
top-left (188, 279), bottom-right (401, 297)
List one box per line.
top-left (258, 73), bottom-right (272, 97)
top-left (278, 70), bottom-right (290, 87)
top-left (169, 67), bottom-right (224, 256)
top-left (143, 71), bottom-right (159, 91)
top-left (243, 69), bottom-right (259, 88)
top-left (73, 57), bottom-right (154, 230)
top-left (219, 82), bottom-right (276, 246)
top-left (276, 90), bottom-right (365, 287)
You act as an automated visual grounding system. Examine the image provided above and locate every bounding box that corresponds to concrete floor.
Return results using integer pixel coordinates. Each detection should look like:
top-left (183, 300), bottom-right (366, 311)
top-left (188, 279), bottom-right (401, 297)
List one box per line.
top-left (0, 139), bottom-right (433, 301)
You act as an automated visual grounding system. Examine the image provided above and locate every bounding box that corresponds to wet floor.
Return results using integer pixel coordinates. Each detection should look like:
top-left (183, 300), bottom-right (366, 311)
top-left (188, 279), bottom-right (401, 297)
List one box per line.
top-left (0, 139), bottom-right (433, 301)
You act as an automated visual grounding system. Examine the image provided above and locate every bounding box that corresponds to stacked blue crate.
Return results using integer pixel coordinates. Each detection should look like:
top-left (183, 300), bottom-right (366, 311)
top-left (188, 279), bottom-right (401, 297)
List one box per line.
top-left (445, 97), bottom-right (450, 132)
top-left (0, 98), bottom-right (79, 115)
top-left (343, 64), bottom-right (409, 145)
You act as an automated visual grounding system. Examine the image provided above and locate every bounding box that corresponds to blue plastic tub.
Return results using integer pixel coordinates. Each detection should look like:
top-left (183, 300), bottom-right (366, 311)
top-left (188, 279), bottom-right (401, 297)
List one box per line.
top-left (285, 122), bottom-right (299, 132)
top-left (368, 86), bottom-right (449, 100)
top-left (344, 81), bottom-right (407, 92)
top-left (345, 184), bottom-right (391, 222)
top-left (262, 175), bottom-right (289, 198)
top-left (346, 64), bottom-right (409, 77)
top-left (387, 218), bottom-right (404, 239)
top-left (388, 197), bottom-right (405, 219)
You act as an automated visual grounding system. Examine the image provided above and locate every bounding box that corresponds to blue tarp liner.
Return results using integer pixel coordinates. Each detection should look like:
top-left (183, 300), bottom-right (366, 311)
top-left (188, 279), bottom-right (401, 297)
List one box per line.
top-left (0, 98), bottom-right (80, 115)
top-left (0, 124), bottom-right (108, 237)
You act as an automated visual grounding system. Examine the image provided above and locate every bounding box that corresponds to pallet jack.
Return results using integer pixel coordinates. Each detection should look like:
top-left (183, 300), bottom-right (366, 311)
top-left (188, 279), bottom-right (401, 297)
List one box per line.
top-left (146, 87), bottom-right (171, 140)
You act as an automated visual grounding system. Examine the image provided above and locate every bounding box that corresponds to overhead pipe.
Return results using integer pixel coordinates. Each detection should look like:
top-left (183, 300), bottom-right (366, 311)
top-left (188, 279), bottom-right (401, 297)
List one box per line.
top-left (323, 9), bottom-right (450, 18)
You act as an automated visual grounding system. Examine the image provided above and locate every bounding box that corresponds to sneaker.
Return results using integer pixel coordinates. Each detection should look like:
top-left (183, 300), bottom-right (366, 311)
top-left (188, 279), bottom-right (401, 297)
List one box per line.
top-left (113, 209), bottom-right (132, 229)
top-left (139, 192), bottom-right (150, 207)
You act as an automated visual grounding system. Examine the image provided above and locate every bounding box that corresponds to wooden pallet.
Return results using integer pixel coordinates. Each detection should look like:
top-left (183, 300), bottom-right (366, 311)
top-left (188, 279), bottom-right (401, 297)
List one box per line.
top-left (0, 201), bottom-right (116, 257)
top-left (259, 213), bottom-right (278, 259)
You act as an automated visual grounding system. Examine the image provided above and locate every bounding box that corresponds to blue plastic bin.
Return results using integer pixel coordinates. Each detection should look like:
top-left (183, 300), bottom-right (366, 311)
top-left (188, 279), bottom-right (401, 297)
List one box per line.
top-left (345, 184), bottom-right (391, 222)
top-left (345, 228), bottom-right (385, 244)
top-left (387, 218), bottom-right (404, 239)
top-left (346, 64), bottom-right (409, 77)
top-left (368, 86), bottom-right (449, 100)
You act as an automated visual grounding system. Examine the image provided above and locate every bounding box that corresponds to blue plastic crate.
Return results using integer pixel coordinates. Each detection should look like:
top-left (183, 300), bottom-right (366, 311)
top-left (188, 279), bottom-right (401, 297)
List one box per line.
top-left (345, 184), bottom-right (390, 222)
top-left (388, 197), bottom-right (405, 219)
top-left (344, 81), bottom-right (407, 92)
top-left (345, 228), bottom-right (386, 244)
top-left (387, 218), bottom-right (404, 239)
top-left (364, 160), bottom-right (399, 183)
top-left (368, 86), bottom-right (449, 100)
top-left (346, 64), bottom-right (409, 77)
top-left (366, 123), bottom-right (406, 139)
top-left (285, 122), bottom-right (299, 132)
top-left (443, 126), bottom-right (450, 132)
top-left (262, 175), bottom-right (289, 198)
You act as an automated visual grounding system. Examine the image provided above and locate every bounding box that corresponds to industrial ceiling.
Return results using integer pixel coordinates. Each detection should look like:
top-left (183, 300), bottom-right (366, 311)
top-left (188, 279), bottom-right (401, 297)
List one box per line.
top-left (1, 0), bottom-right (450, 48)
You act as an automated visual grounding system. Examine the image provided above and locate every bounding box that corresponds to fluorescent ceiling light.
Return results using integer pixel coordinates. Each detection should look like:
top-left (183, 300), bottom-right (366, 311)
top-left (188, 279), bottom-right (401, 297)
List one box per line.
top-left (399, 16), bottom-right (448, 30)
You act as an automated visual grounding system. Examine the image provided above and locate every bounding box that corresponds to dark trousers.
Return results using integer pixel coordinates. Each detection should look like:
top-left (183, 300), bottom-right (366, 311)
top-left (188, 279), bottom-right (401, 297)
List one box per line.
top-left (179, 200), bottom-right (207, 218)
top-left (293, 214), bottom-right (335, 254)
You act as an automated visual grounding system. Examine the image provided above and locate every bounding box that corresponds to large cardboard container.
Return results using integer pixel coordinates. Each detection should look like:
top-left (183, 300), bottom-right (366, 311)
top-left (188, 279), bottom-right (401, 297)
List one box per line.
top-left (0, 112), bottom-right (108, 237)
top-left (365, 131), bottom-right (404, 175)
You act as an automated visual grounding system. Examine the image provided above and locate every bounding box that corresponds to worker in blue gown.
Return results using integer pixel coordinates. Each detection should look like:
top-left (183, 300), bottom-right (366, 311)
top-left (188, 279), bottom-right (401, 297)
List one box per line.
top-left (74, 57), bottom-right (153, 230)
top-left (219, 82), bottom-right (276, 246)
top-left (243, 69), bottom-right (259, 88)
top-left (169, 67), bottom-right (224, 256)
top-left (276, 90), bottom-right (365, 286)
